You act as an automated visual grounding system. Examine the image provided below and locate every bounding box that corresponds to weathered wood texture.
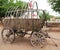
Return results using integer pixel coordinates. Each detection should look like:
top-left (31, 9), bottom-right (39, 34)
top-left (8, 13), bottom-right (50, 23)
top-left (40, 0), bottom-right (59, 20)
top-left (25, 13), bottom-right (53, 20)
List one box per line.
top-left (3, 18), bottom-right (44, 31)
top-left (47, 22), bottom-right (60, 27)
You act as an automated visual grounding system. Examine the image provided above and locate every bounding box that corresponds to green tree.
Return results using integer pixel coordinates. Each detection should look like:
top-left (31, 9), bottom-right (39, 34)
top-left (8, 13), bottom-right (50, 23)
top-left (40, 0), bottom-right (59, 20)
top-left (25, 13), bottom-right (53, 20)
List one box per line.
top-left (0, 0), bottom-right (8, 17)
top-left (0, 0), bottom-right (27, 17)
top-left (39, 11), bottom-right (51, 20)
top-left (48, 0), bottom-right (60, 13)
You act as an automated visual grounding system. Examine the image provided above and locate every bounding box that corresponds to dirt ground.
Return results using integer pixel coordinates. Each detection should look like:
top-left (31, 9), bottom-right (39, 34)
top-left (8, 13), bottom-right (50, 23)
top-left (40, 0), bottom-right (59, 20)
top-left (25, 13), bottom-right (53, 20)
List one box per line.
top-left (0, 26), bottom-right (60, 50)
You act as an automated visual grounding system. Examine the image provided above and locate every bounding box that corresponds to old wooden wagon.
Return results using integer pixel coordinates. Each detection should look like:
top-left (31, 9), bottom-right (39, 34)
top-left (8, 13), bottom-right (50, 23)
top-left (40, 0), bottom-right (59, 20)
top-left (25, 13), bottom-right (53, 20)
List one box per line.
top-left (1, 1), bottom-right (48, 48)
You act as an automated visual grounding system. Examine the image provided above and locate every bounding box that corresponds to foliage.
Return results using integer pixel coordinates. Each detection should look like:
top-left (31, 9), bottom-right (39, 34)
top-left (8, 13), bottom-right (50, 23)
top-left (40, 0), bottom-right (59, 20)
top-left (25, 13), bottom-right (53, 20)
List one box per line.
top-left (48, 0), bottom-right (60, 13)
top-left (0, 0), bottom-right (8, 17)
top-left (0, 0), bottom-right (27, 18)
top-left (39, 11), bottom-right (51, 20)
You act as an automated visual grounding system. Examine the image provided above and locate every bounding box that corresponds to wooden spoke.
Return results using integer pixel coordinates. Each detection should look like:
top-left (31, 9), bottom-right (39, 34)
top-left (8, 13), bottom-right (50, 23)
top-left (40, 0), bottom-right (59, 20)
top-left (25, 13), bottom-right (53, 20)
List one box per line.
top-left (1, 27), bottom-right (15, 43)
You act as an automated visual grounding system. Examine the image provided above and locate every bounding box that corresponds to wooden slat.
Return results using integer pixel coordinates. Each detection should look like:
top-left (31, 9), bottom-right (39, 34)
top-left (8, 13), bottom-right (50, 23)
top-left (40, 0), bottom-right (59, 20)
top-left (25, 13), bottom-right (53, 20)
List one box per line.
top-left (3, 18), bottom-right (43, 31)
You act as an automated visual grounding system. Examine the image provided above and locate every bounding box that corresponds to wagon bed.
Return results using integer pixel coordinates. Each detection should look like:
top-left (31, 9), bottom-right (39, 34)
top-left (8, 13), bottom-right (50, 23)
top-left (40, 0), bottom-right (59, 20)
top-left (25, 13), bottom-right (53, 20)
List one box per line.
top-left (3, 17), bottom-right (44, 31)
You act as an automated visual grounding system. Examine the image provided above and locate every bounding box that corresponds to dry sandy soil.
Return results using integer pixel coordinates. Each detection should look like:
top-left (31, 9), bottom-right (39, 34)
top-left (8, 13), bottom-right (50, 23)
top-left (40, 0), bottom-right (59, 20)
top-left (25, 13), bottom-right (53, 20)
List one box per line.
top-left (0, 25), bottom-right (60, 50)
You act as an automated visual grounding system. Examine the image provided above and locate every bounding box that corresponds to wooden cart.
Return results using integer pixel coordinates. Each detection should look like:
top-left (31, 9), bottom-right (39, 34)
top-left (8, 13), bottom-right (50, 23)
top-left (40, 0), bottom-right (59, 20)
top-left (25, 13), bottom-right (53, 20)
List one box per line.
top-left (1, 1), bottom-right (48, 48)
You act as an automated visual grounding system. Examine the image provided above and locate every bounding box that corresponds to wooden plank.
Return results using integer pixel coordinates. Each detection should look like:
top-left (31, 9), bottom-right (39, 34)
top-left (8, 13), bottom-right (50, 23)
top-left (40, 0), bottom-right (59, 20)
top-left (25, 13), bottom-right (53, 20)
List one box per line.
top-left (3, 18), bottom-right (43, 31)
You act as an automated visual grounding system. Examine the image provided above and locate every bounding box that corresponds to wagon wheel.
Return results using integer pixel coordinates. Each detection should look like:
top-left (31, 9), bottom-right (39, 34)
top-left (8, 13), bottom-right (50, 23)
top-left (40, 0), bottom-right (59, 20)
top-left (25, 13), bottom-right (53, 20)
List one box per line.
top-left (1, 27), bottom-right (15, 43)
top-left (30, 32), bottom-right (47, 48)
